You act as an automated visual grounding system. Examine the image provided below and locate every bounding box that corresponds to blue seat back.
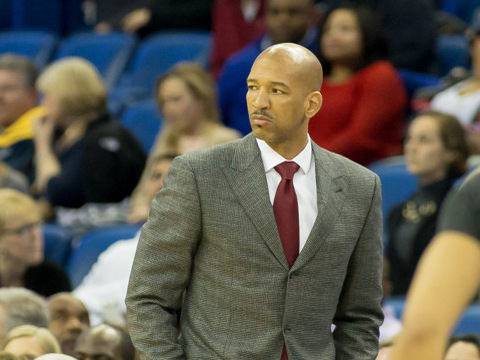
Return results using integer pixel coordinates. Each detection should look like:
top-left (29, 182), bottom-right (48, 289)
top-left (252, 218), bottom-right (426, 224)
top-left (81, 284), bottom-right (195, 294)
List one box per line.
top-left (66, 224), bottom-right (143, 288)
top-left (435, 35), bottom-right (470, 77)
top-left (55, 32), bottom-right (137, 88)
top-left (43, 223), bottom-right (74, 267)
top-left (369, 156), bottom-right (418, 235)
top-left (0, 31), bottom-right (58, 69)
top-left (453, 303), bottom-right (480, 335)
top-left (121, 99), bottom-right (162, 154)
top-left (118, 31), bottom-right (212, 94)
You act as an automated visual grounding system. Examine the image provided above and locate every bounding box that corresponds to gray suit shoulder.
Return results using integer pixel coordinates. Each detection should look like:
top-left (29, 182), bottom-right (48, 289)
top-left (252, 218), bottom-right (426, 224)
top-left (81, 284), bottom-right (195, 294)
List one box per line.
top-left (176, 136), bottom-right (251, 169)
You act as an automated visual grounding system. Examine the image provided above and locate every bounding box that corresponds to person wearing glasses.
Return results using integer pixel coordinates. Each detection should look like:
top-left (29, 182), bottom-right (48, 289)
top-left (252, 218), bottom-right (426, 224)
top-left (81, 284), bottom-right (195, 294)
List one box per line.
top-left (0, 189), bottom-right (71, 297)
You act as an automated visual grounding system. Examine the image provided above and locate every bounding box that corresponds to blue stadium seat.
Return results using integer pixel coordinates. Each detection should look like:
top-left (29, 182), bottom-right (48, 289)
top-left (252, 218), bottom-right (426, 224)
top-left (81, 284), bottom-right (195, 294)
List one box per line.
top-left (397, 69), bottom-right (441, 98)
top-left (453, 303), bottom-right (480, 335)
top-left (42, 223), bottom-right (74, 267)
top-left (369, 156), bottom-right (418, 236)
top-left (109, 30), bottom-right (212, 115)
top-left (435, 35), bottom-right (470, 77)
top-left (66, 224), bottom-right (143, 288)
top-left (55, 32), bottom-right (137, 88)
top-left (0, 31), bottom-right (58, 69)
top-left (121, 99), bottom-right (162, 154)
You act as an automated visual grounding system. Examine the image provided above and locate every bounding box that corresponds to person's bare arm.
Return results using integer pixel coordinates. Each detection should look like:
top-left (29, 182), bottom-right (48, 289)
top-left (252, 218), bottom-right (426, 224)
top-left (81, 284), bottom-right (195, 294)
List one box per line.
top-left (33, 116), bottom-right (60, 192)
top-left (392, 231), bottom-right (480, 360)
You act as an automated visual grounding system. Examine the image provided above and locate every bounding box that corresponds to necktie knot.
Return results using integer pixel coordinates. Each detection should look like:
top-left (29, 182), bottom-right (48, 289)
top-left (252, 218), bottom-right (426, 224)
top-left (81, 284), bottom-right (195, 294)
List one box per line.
top-left (275, 161), bottom-right (299, 181)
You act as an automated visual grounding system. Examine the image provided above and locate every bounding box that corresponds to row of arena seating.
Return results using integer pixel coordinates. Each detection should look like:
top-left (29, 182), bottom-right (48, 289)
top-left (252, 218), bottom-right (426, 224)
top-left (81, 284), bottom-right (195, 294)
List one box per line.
top-left (0, 30), bottom-right (212, 117)
top-left (0, 29), bottom-right (472, 100)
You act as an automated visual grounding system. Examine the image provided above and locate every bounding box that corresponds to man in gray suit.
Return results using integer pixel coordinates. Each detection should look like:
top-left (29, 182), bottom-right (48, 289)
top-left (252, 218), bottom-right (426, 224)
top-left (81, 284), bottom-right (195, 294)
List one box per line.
top-left (126, 43), bottom-right (384, 359)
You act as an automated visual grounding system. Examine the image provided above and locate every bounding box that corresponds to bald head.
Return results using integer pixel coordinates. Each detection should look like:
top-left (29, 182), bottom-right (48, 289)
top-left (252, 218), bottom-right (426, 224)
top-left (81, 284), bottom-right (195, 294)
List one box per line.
top-left (48, 293), bottom-right (90, 356)
top-left (246, 43), bottom-right (323, 159)
top-left (74, 324), bottom-right (134, 360)
top-left (256, 43), bottom-right (323, 94)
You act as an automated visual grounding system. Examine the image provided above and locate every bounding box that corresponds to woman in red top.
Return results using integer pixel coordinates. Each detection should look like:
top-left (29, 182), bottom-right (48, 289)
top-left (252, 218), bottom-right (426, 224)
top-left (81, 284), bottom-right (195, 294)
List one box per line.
top-left (309, 4), bottom-right (407, 166)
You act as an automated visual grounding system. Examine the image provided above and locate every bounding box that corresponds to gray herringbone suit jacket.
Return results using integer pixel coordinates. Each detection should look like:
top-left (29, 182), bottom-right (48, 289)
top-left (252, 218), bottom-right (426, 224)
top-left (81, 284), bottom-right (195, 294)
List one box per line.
top-left (126, 134), bottom-right (384, 360)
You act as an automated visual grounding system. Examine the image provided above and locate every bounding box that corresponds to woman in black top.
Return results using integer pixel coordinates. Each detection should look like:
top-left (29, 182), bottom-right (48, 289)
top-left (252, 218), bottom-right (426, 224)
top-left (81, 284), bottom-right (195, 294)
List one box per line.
top-left (0, 189), bottom-right (70, 297)
top-left (386, 110), bottom-right (469, 295)
top-left (32, 57), bottom-right (146, 216)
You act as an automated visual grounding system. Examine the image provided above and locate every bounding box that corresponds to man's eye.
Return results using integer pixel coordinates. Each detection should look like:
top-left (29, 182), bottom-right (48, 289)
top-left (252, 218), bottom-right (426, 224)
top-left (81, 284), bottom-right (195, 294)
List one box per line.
top-left (272, 89), bottom-right (284, 94)
top-left (247, 85), bottom-right (258, 91)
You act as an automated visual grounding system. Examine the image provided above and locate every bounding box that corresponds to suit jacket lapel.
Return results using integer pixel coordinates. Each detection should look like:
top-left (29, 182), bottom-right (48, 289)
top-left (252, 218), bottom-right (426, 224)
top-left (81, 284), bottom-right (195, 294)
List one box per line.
top-left (222, 134), bottom-right (290, 270)
top-left (292, 144), bottom-right (346, 271)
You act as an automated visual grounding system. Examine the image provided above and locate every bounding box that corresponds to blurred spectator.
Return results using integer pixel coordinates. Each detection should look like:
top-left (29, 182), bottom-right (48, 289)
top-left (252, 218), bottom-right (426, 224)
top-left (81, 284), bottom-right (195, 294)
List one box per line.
top-left (0, 55), bottom-right (45, 182)
top-left (321, 0), bottom-right (438, 73)
top-left (75, 153), bottom-right (174, 322)
top-left (92, 0), bottom-right (213, 38)
top-left (32, 57), bottom-right (146, 217)
top-left (430, 25), bottom-right (480, 154)
top-left (309, 3), bottom-right (407, 166)
top-left (0, 288), bottom-right (48, 348)
top-left (386, 110), bottom-right (469, 295)
top-left (218, 0), bottom-right (318, 135)
top-left (391, 170), bottom-right (480, 360)
top-left (445, 334), bottom-right (480, 360)
top-left (48, 293), bottom-right (90, 357)
top-left (0, 190), bottom-right (71, 297)
top-left (128, 63), bottom-right (239, 223)
top-left (2, 325), bottom-right (60, 358)
top-left (0, 162), bottom-right (29, 194)
top-left (73, 324), bottom-right (135, 360)
top-left (210, 0), bottom-right (266, 78)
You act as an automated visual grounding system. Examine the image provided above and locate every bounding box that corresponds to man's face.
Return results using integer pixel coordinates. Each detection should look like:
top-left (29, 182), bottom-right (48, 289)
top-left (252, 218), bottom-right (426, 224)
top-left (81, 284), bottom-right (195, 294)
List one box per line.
top-left (0, 70), bottom-right (36, 129)
top-left (48, 294), bottom-right (90, 356)
top-left (246, 52), bottom-right (310, 152)
top-left (74, 327), bottom-right (122, 360)
top-left (266, 0), bottom-right (314, 45)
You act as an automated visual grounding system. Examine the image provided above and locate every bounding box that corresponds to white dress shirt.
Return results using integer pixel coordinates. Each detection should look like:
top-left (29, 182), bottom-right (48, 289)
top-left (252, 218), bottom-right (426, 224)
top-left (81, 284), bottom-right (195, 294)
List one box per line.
top-left (256, 137), bottom-right (318, 252)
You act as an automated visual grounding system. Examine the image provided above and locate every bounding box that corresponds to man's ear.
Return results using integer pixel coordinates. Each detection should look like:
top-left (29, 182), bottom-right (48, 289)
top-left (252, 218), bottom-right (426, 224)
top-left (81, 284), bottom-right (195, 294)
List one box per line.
top-left (305, 91), bottom-right (322, 119)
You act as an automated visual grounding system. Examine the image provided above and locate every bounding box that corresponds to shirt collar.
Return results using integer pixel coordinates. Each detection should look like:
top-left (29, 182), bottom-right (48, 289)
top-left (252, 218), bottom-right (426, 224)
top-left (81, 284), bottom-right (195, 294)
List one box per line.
top-left (256, 136), bottom-right (312, 174)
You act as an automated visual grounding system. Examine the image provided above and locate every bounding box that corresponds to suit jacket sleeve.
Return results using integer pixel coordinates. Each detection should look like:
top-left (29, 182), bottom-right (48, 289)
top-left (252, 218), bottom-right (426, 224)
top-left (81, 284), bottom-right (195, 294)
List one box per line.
top-left (126, 156), bottom-right (201, 360)
top-left (333, 174), bottom-right (384, 360)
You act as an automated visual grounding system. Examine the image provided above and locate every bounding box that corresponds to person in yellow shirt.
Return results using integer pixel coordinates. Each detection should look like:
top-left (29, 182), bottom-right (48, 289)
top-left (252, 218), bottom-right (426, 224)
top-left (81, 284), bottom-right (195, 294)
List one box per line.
top-left (0, 54), bottom-right (44, 182)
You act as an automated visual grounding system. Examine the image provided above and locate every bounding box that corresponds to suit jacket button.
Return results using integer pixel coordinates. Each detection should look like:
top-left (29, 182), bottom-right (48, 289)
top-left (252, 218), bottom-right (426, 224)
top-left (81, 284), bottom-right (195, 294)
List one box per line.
top-left (284, 326), bottom-right (291, 333)
top-left (289, 273), bottom-right (295, 279)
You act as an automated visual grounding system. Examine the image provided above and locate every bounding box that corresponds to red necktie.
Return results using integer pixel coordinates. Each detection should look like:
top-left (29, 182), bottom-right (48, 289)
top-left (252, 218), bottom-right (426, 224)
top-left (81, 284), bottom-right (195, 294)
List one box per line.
top-left (273, 161), bottom-right (300, 268)
top-left (274, 161), bottom-right (300, 360)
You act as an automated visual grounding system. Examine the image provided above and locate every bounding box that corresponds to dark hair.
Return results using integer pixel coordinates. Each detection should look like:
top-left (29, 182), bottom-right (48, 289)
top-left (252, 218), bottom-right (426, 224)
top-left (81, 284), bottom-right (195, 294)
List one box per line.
top-left (318, 2), bottom-right (387, 75)
top-left (411, 110), bottom-right (469, 179)
top-left (0, 54), bottom-right (37, 89)
top-left (447, 334), bottom-right (480, 355)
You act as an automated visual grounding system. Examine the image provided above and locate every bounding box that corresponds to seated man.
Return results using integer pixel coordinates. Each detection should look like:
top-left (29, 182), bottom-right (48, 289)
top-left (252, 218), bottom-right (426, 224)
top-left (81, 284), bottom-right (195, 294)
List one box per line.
top-left (217, 0), bottom-right (318, 135)
top-left (73, 324), bottom-right (135, 360)
top-left (0, 54), bottom-right (44, 182)
top-left (74, 154), bottom-right (175, 324)
top-left (48, 293), bottom-right (90, 357)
